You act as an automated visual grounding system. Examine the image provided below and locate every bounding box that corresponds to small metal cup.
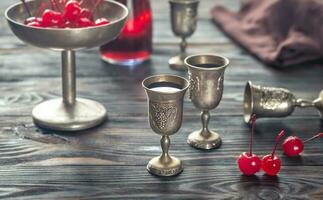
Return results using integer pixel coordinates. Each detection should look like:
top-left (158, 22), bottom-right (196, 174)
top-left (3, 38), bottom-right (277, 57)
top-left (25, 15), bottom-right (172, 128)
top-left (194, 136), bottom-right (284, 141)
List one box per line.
top-left (244, 81), bottom-right (323, 123)
top-left (169, 0), bottom-right (199, 71)
top-left (142, 74), bottom-right (189, 176)
top-left (185, 54), bottom-right (229, 150)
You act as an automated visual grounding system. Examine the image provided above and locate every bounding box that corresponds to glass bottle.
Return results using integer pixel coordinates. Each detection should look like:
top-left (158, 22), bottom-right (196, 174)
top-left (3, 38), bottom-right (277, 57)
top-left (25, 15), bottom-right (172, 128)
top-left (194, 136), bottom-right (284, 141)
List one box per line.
top-left (100, 0), bottom-right (152, 66)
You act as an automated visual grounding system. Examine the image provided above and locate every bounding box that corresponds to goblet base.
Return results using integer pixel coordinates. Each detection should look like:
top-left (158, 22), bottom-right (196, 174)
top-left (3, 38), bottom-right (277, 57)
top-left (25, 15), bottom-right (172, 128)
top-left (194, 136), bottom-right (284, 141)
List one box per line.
top-left (187, 129), bottom-right (222, 150)
top-left (169, 54), bottom-right (187, 71)
top-left (32, 98), bottom-right (107, 131)
top-left (147, 155), bottom-right (183, 177)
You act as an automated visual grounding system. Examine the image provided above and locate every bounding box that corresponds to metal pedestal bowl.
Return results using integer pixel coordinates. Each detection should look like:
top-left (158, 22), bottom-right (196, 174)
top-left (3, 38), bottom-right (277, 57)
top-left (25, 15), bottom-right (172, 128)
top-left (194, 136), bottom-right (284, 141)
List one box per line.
top-left (5, 0), bottom-right (128, 131)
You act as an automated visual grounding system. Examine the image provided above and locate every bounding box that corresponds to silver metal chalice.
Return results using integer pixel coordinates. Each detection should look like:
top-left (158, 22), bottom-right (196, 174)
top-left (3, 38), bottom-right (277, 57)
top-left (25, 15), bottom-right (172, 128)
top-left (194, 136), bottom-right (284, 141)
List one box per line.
top-left (169, 0), bottom-right (199, 71)
top-left (5, 0), bottom-right (128, 131)
top-left (143, 74), bottom-right (189, 176)
top-left (244, 81), bottom-right (323, 123)
top-left (185, 54), bottom-right (229, 150)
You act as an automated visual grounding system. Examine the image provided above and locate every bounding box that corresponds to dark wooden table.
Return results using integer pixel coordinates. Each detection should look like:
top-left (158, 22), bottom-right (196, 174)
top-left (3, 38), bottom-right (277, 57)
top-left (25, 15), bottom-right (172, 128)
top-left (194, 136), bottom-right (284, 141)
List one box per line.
top-left (1, 0), bottom-right (323, 199)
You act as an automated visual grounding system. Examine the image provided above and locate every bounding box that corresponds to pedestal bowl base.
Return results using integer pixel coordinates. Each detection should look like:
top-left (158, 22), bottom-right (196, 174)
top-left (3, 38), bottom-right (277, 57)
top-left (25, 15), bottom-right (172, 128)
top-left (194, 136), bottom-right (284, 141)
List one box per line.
top-left (32, 98), bottom-right (107, 131)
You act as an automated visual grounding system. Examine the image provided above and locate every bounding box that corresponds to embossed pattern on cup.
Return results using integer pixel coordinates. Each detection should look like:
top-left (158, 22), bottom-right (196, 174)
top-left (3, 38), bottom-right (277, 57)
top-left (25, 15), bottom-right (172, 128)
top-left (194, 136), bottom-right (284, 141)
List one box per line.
top-left (168, 0), bottom-right (199, 71)
top-left (142, 74), bottom-right (189, 176)
top-left (244, 81), bottom-right (323, 123)
top-left (185, 54), bottom-right (229, 150)
top-left (169, 0), bottom-right (199, 37)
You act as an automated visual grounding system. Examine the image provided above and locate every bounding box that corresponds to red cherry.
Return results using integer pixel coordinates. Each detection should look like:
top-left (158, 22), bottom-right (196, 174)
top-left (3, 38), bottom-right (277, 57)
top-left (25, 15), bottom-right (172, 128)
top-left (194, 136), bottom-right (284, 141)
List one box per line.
top-left (77, 18), bottom-right (94, 28)
top-left (27, 21), bottom-right (42, 27)
top-left (79, 8), bottom-right (93, 21)
top-left (42, 9), bottom-right (63, 27)
top-left (238, 152), bottom-right (261, 175)
top-left (261, 130), bottom-right (285, 176)
top-left (64, 0), bottom-right (81, 22)
top-left (51, 11), bottom-right (64, 27)
top-left (42, 9), bottom-right (55, 27)
top-left (261, 155), bottom-right (281, 176)
top-left (63, 20), bottom-right (75, 28)
top-left (282, 133), bottom-right (323, 157)
top-left (95, 18), bottom-right (110, 26)
top-left (237, 114), bottom-right (261, 175)
top-left (282, 136), bottom-right (304, 157)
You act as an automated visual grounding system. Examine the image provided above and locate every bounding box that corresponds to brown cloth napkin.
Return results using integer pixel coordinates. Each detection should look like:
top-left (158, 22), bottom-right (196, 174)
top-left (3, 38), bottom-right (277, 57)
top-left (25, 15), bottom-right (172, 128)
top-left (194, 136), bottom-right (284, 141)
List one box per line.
top-left (212, 0), bottom-right (323, 67)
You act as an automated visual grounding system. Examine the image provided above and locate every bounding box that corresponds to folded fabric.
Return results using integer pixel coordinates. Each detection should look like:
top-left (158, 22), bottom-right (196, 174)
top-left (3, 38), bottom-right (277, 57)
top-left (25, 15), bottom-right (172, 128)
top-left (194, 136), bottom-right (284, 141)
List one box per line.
top-left (211, 0), bottom-right (323, 67)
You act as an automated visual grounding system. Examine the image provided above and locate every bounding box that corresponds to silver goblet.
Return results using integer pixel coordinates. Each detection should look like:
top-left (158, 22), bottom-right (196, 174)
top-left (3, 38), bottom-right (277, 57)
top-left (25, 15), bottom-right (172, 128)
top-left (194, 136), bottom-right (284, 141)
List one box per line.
top-left (185, 54), bottom-right (229, 150)
top-left (244, 81), bottom-right (323, 123)
top-left (169, 0), bottom-right (199, 71)
top-left (142, 74), bottom-right (189, 176)
top-left (5, 0), bottom-right (128, 131)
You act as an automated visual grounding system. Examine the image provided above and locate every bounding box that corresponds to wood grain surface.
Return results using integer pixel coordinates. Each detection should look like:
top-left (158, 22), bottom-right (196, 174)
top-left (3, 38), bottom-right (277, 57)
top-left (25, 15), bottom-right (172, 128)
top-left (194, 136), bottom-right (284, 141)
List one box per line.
top-left (0, 0), bottom-right (322, 199)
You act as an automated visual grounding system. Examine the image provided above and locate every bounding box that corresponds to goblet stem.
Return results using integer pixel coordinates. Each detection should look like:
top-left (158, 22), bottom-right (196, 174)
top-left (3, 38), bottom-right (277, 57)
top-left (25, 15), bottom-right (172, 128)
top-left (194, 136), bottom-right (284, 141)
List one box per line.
top-left (295, 99), bottom-right (314, 108)
top-left (180, 37), bottom-right (187, 55)
top-left (201, 110), bottom-right (210, 137)
top-left (160, 135), bottom-right (171, 163)
top-left (62, 50), bottom-right (76, 106)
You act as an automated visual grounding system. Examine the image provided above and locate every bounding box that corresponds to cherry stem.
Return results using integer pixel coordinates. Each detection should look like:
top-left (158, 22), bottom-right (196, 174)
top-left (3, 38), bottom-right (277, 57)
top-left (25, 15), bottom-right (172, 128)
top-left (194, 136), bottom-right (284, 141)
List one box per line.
top-left (271, 129), bottom-right (285, 158)
top-left (59, 0), bottom-right (66, 5)
top-left (249, 114), bottom-right (256, 155)
top-left (92, 0), bottom-right (103, 13)
top-left (20, 0), bottom-right (32, 17)
top-left (53, 0), bottom-right (63, 13)
top-left (304, 133), bottom-right (323, 143)
top-left (48, 0), bottom-right (59, 12)
top-left (49, 0), bottom-right (55, 10)
top-left (35, 3), bottom-right (47, 18)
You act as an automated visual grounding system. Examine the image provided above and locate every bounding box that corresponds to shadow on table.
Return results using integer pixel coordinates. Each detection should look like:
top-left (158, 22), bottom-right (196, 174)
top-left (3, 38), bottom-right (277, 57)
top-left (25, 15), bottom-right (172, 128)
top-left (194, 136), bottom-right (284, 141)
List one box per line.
top-left (100, 59), bottom-right (153, 82)
top-left (238, 174), bottom-right (281, 199)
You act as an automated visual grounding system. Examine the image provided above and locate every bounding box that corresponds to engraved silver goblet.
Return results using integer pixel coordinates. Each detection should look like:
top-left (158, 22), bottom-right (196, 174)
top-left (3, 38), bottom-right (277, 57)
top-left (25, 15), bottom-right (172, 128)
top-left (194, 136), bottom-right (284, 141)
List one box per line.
top-left (5, 0), bottom-right (128, 131)
top-left (142, 74), bottom-right (189, 176)
top-left (169, 0), bottom-right (199, 71)
top-left (185, 54), bottom-right (229, 150)
top-left (244, 81), bottom-right (323, 123)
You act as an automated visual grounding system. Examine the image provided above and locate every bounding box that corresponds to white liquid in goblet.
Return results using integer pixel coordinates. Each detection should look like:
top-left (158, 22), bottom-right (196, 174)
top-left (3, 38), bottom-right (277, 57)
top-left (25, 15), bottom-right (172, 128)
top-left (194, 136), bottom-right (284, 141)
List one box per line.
top-left (149, 81), bottom-right (182, 93)
top-left (150, 86), bottom-right (181, 93)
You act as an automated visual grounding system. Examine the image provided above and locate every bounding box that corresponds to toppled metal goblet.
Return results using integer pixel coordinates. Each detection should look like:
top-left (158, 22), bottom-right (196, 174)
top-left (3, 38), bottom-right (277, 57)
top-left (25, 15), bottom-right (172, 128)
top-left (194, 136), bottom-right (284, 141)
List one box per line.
top-left (244, 81), bottom-right (323, 123)
top-left (5, 0), bottom-right (128, 131)
top-left (142, 74), bottom-right (189, 176)
top-left (185, 54), bottom-right (229, 150)
top-left (169, 0), bottom-right (199, 71)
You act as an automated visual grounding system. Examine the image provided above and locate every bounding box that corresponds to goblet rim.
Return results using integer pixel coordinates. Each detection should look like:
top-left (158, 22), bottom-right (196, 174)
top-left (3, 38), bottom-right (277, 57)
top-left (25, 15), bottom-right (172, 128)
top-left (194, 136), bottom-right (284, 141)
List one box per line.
top-left (184, 53), bottom-right (229, 71)
top-left (142, 74), bottom-right (189, 94)
top-left (4, 0), bottom-right (129, 31)
top-left (243, 81), bottom-right (254, 123)
top-left (169, 0), bottom-right (200, 5)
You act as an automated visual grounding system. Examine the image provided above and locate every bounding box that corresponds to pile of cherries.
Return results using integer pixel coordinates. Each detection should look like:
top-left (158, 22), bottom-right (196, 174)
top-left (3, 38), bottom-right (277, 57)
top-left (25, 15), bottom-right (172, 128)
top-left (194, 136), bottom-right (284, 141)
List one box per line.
top-left (22, 0), bottom-right (110, 28)
top-left (237, 114), bottom-right (322, 176)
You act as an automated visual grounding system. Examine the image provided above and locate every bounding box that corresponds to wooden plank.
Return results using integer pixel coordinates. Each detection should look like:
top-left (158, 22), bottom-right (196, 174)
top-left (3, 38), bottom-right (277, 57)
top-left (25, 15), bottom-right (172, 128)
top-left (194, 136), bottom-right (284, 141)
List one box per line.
top-left (0, 165), bottom-right (321, 199)
top-left (0, 0), bottom-right (322, 199)
top-left (0, 78), bottom-right (320, 118)
top-left (0, 115), bottom-right (322, 167)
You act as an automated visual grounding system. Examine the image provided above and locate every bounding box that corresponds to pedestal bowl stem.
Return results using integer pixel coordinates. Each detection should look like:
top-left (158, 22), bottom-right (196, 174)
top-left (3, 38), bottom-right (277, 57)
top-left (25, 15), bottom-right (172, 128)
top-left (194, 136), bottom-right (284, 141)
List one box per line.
top-left (62, 50), bottom-right (76, 106)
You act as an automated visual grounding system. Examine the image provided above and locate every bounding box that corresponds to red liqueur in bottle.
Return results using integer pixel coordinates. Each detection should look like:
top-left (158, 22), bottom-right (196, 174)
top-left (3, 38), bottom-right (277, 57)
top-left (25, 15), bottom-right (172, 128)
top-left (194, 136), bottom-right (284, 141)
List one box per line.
top-left (100, 0), bottom-right (152, 66)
